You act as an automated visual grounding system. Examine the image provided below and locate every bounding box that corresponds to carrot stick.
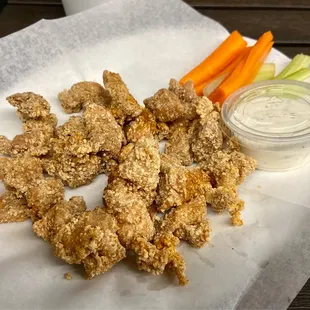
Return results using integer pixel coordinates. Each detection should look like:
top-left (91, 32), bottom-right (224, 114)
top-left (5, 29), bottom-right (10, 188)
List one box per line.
top-left (180, 30), bottom-right (247, 86)
top-left (208, 31), bottom-right (273, 105)
top-left (194, 47), bottom-right (251, 95)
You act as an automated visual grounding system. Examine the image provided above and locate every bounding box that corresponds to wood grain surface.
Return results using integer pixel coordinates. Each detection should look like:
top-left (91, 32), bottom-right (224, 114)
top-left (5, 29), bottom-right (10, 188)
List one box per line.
top-left (0, 0), bottom-right (309, 309)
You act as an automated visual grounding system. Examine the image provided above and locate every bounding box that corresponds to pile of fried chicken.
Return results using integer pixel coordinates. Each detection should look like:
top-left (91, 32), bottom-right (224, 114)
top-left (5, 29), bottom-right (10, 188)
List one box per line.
top-left (0, 71), bottom-right (256, 285)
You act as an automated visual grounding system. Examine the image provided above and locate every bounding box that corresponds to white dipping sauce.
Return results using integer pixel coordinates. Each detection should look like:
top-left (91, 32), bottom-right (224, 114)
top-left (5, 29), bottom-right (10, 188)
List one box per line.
top-left (222, 81), bottom-right (310, 171)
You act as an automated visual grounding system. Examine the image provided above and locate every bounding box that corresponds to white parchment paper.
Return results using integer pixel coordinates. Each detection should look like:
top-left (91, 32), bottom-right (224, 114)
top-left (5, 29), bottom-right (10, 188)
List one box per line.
top-left (0, 0), bottom-right (309, 309)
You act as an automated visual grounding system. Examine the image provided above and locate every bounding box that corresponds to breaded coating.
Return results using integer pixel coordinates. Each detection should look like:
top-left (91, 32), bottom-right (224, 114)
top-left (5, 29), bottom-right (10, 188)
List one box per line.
top-left (199, 150), bottom-right (256, 188)
top-left (159, 196), bottom-right (210, 248)
top-left (26, 178), bottom-right (65, 219)
top-left (11, 130), bottom-right (51, 157)
top-left (157, 155), bottom-right (212, 212)
top-left (53, 116), bottom-right (92, 156)
top-left (165, 122), bottom-right (193, 166)
top-left (58, 81), bottom-right (109, 114)
top-left (144, 89), bottom-right (184, 123)
top-left (132, 233), bottom-right (188, 286)
top-left (99, 152), bottom-right (118, 175)
top-left (42, 153), bottom-right (101, 188)
top-left (0, 157), bottom-right (43, 196)
top-left (23, 114), bottom-right (57, 135)
top-left (6, 92), bottom-right (50, 120)
top-left (0, 191), bottom-right (30, 223)
top-left (169, 79), bottom-right (198, 120)
top-left (103, 70), bottom-right (142, 124)
top-left (118, 136), bottom-right (160, 192)
top-left (156, 122), bottom-right (170, 141)
top-left (125, 109), bottom-right (157, 143)
top-left (190, 97), bottom-right (223, 162)
top-left (0, 135), bottom-right (12, 155)
top-left (211, 186), bottom-right (245, 226)
top-left (52, 207), bottom-right (126, 270)
top-left (0, 157), bottom-right (10, 180)
top-left (33, 196), bottom-right (86, 242)
top-left (104, 178), bottom-right (155, 247)
top-left (84, 103), bottom-right (124, 157)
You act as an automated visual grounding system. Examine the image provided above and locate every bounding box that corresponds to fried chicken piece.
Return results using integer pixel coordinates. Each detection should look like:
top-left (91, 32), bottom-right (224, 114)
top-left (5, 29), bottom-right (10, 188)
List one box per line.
top-left (104, 178), bottom-right (155, 247)
top-left (0, 157), bottom-right (43, 196)
top-left (199, 150), bottom-right (256, 188)
top-left (211, 186), bottom-right (245, 226)
top-left (118, 136), bottom-right (160, 192)
top-left (144, 89), bottom-right (184, 123)
top-left (10, 130), bottom-right (51, 157)
top-left (125, 109), bottom-right (157, 143)
top-left (26, 178), bottom-right (65, 219)
top-left (0, 135), bottom-right (12, 155)
top-left (190, 97), bottom-right (223, 162)
top-left (52, 207), bottom-right (126, 271)
top-left (156, 122), bottom-right (170, 141)
top-left (159, 196), bottom-right (210, 248)
top-left (103, 70), bottom-right (142, 124)
top-left (23, 113), bottom-right (58, 135)
top-left (0, 191), bottom-right (30, 223)
top-left (42, 153), bottom-right (101, 188)
top-left (58, 81), bottom-right (109, 114)
top-left (169, 79), bottom-right (198, 120)
top-left (157, 154), bottom-right (212, 212)
top-left (33, 196), bottom-right (86, 242)
top-left (53, 116), bottom-right (92, 156)
top-left (84, 103), bottom-right (124, 157)
top-left (6, 92), bottom-right (50, 120)
top-left (132, 233), bottom-right (188, 286)
top-left (165, 121), bottom-right (193, 166)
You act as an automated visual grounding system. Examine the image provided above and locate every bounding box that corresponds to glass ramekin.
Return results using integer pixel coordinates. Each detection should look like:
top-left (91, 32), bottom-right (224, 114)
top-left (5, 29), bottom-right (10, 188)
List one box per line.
top-left (221, 80), bottom-right (310, 171)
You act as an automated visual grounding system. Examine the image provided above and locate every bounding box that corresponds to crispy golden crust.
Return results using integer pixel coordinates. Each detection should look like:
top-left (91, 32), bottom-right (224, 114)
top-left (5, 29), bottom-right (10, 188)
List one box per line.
top-left (103, 71), bottom-right (142, 124)
top-left (125, 109), bottom-right (157, 143)
top-left (84, 103), bottom-right (124, 157)
top-left (42, 153), bottom-right (101, 188)
top-left (0, 135), bottom-right (12, 155)
top-left (6, 92), bottom-right (50, 120)
top-left (144, 89), bottom-right (184, 123)
top-left (26, 178), bottom-right (65, 219)
top-left (0, 157), bottom-right (43, 196)
top-left (118, 136), bottom-right (160, 192)
top-left (165, 122), bottom-right (193, 166)
top-left (58, 81), bottom-right (109, 114)
top-left (156, 154), bottom-right (212, 212)
top-left (132, 233), bottom-right (188, 286)
top-left (22, 114), bottom-right (58, 136)
top-left (0, 191), bottom-right (30, 223)
top-left (169, 79), bottom-right (198, 120)
top-left (160, 196), bottom-right (210, 248)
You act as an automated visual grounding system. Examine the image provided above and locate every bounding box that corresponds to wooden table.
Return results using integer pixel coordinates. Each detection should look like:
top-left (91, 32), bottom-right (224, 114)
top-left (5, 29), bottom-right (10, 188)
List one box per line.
top-left (0, 0), bottom-right (309, 308)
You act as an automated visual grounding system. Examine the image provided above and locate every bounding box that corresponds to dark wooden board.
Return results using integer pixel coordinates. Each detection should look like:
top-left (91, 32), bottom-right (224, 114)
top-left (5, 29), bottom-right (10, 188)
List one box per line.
top-left (198, 9), bottom-right (310, 43)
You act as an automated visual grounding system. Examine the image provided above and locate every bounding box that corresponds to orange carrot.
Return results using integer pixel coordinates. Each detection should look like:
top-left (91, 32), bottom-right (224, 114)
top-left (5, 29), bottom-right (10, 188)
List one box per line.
top-left (194, 47), bottom-right (251, 95)
top-left (180, 30), bottom-right (247, 86)
top-left (208, 31), bottom-right (274, 105)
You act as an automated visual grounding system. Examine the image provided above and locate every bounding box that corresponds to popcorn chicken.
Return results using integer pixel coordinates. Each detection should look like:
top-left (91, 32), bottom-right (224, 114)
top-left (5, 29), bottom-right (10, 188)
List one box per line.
top-left (118, 136), bottom-right (160, 192)
top-left (0, 135), bottom-right (12, 155)
top-left (84, 103), bottom-right (124, 157)
top-left (103, 70), bottom-right (142, 124)
top-left (26, 178), bottom-right (65, 219)
top-left (169, 79), bottom-right (198, 120)
top-left (23, 113), bottom-right (58, 135)
top-left (159, 196), bottom-right (210, 248)
top-left (6, 92), bottom-right (50, 120)
top-left (0, 190), bottom-right (30, 223)
top-left (157, 154), bottom-right (212, 212)
top-left (58, 81), bottom-right (109, 114)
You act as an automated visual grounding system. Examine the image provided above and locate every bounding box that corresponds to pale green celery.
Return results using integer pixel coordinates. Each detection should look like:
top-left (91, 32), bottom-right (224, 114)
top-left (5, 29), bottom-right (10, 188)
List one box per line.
top-left (202, 72), bottom-right (229, 96)
top-left (285, 68), bottom-right (310, 81)
top-left (254, 63), bottom-right (275, 82)
top-left (274, 54), bottom-right (310, 79)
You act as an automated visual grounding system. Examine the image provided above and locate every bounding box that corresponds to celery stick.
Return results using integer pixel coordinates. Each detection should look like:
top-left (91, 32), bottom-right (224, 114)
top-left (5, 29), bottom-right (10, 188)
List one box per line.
top-left (254, 63), bottom-right (275, 82)
top-left (274, 54), bottom-right (310, 79)
top-left (285, 68), bottom-right (310, 81)
top-left (202, 72), bottom-right (229, 96)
